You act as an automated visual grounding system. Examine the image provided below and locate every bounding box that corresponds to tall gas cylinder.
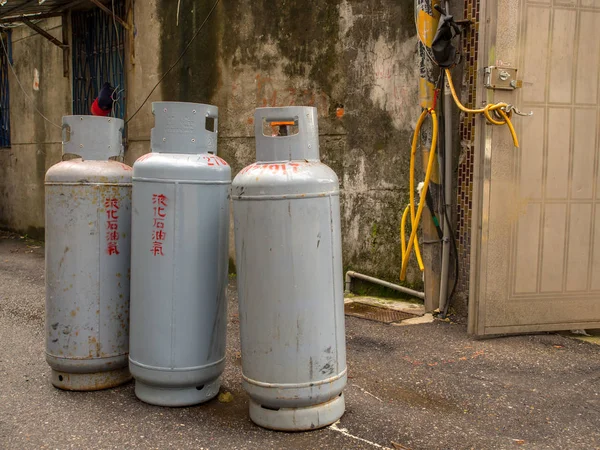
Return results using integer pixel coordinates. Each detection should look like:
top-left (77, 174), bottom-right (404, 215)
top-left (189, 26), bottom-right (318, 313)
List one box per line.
top-left (45, 116), bottom-right (132, 391)
top-left (232, 106), bottom-right (347, 430)
top-left (129, 102), bottom-right (230, 407)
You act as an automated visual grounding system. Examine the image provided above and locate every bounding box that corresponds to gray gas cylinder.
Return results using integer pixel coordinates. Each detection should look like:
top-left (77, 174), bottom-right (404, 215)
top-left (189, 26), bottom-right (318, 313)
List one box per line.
top-left (45, 116), bottom-right (132, 391)
top-left (129, 102), bottom-right (230, 407)
top-left (232, 106), bottom-right (347, 430)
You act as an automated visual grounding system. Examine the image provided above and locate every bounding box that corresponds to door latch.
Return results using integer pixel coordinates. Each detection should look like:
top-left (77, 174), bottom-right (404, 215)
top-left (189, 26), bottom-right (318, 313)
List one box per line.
top-left (484, 66), bottom-right (523, 90)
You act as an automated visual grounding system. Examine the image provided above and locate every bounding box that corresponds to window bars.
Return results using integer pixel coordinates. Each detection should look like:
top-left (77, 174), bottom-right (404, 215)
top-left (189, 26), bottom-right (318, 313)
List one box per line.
top-left (71, 1), bottom-right (125, 120)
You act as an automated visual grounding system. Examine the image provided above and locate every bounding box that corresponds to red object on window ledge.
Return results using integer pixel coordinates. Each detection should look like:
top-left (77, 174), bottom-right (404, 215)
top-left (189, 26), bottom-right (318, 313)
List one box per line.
top-left (91, 98), bottom-right (110, 117)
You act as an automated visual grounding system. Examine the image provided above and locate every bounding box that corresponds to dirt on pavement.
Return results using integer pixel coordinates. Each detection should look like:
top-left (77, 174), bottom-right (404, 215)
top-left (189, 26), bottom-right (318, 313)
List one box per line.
top-left (0, 232), bottom-right (599, 449)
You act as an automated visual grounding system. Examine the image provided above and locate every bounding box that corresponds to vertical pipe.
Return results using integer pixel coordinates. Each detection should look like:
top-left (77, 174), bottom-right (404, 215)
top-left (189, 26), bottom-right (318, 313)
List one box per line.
top-left (126, 0), bottom-right (136, 66)
top-left (62, 13), bottom-right (70, 78)
top-left (439, 73), bottom-right (453, 314)
top-left (416, 0), bottom-right (441, 312)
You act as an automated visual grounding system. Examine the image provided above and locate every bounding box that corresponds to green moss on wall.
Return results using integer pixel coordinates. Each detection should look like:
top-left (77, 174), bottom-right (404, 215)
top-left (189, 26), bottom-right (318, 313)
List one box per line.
top-left (158, 0), bottom-right (222, 103)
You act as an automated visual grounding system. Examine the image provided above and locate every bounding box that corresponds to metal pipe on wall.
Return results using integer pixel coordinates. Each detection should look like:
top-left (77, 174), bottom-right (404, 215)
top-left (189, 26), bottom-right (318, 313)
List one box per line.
top-left (416, 0), bottom-right (442, 312)
top-left (439, 73), bottom-right (453, 315)
top-left (345, 271), bottom-right (425, 300)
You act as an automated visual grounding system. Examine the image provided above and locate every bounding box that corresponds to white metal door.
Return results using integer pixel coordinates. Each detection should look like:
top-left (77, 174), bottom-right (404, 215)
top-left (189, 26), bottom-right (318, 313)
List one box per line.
top-left (469, 0), bottom-right (600, 335)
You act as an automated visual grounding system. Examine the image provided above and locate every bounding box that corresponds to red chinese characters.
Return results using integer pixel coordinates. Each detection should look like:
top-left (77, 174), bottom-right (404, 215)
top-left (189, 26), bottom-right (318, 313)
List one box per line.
top-left (203, 155), bottom-right (229, 167)
top-left (239, 162), bottom-right (301, 175)
top-left (104, 198), bottom-right (120, 255)
top-left (151, 194), bottom-right (168, 256)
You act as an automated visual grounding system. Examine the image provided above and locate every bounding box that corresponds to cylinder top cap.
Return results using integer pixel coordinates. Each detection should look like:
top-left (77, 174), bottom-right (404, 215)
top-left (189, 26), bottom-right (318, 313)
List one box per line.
top-left (151, 102), bottom-right (218, 155)
top-left (255, 106), bottom-right (320, 162)
top-left (62, 116), bottom-right (124, 160)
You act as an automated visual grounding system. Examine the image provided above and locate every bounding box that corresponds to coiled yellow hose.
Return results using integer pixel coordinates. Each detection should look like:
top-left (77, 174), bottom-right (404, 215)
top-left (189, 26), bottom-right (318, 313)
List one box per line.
top-left (444, 68), bottom-right (519, 148)
top-left (400, 69), bottom-right (520, 281)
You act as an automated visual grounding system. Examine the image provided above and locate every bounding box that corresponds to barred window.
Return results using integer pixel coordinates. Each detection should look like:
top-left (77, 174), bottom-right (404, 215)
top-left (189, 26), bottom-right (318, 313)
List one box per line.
top-left (71, 2), bottom-right (126, 119)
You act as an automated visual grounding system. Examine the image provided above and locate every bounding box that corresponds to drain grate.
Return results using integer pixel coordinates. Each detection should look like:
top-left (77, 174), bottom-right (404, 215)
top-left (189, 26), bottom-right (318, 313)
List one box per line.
top-left (344, 302), bottom-right (418, 324)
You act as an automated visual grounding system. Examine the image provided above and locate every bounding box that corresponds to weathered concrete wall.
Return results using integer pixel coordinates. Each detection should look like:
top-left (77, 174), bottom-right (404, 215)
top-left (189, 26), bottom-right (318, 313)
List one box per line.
top-left (0, 0), bottom-right (426, 287)
top-left (0, 2), bottom-right (161, 236)
top-left (124, 0), bottom-right (161, 166)
top-left (152, 0), bottom-right (423, 285)
top-left (0, 18), bottom-right (70, 239)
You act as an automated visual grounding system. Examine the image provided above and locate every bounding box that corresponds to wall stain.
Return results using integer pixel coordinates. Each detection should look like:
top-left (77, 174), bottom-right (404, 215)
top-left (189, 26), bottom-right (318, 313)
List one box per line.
top-left (158, 0), bottom-right (222, 103)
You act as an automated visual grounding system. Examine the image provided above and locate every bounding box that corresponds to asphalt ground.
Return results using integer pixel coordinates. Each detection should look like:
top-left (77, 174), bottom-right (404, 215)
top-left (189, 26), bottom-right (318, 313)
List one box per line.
top-left (1, 232), bottom-right (599, 449)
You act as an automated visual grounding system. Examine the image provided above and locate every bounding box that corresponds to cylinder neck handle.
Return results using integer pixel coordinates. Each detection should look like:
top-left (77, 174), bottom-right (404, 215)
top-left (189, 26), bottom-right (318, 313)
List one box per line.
top-left (254, 106), bottom-right (320, 162)
top-left (62, 116), bottom-right (124, 160)
top-left (151, 102), bottom-right (218, 155)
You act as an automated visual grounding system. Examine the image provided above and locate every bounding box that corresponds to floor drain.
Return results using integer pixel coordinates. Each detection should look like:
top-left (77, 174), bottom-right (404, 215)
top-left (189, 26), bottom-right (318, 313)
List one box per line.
top-left (344, 302), bottom-right (418, 324)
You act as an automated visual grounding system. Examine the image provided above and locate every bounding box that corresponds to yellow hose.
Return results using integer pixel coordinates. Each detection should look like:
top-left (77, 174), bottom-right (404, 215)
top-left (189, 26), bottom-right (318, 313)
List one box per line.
top-left (401, 205), bottom-right (424, 270)
top-left (400, 108), bottom-right (438, 281)
top-left (400, 69), bottom-right (520, 281)
top-left (444, 68), bottom-right (519, 148)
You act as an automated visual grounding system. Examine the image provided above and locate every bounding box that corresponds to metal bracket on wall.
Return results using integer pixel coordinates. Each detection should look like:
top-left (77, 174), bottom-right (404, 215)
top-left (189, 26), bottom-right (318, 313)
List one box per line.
top-left (22, 18), bottom-right (68, 48)
top-left (484, 66), bottom-right (523, 90)
top-left (89, 0), bottom-right (130, 30)
top-left (21, 17), bottom-right (70, 77)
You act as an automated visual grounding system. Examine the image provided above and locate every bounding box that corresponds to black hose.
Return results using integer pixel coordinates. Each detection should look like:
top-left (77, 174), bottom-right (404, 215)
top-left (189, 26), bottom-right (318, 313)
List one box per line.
top-left (442, 200), bottom-right (460, 316)
top-left (425, 190), bottom-right (444, 240)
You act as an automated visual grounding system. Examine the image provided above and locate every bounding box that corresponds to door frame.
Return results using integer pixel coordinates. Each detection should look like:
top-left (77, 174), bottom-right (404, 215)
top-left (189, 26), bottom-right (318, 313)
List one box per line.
top-left (468, 0), bottom-right (497, 335)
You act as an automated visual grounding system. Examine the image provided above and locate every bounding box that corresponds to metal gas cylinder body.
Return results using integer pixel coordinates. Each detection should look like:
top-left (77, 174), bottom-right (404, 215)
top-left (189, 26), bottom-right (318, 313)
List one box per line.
top-left (129, 102), bottom-right (230, 407)
top-left (45, 116), bottom-right (132, 391)
top-left (232, 106), bottom-right (347, 431)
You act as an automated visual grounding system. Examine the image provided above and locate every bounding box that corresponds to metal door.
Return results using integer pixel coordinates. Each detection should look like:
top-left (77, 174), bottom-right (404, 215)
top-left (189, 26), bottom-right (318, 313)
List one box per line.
top-left (469, 0), bottom-right (600, 335)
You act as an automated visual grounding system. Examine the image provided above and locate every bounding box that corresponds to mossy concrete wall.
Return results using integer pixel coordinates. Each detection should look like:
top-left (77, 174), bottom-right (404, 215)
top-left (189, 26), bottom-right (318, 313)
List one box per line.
top-left (148, 0), bottom-right (424, 285)
top-left (0, 17), bottom-right (70, 239)
top-left (0, 0), bottom-right (425, 286)
top-left (123, 0), bottom-right (161, 165)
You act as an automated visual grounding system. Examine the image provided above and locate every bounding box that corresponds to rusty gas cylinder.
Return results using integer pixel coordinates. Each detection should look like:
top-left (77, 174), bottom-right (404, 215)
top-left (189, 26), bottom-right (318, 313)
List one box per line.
top-left (45, 116), bottom-right (132, 391)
